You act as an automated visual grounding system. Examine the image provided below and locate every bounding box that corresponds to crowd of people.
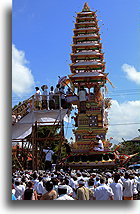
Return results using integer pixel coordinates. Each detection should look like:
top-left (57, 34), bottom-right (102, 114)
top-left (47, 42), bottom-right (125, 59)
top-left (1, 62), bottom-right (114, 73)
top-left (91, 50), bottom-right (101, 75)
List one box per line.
top-left (34, 83), bottom-right (103, 114)
top-left (34, 84), bottom-right (73, 111)
top-left (12, 82), bottom-right (103, 125)
top-left (12, 167), bottom-right (140, 200)
top-left (12, 84), bottom-right (73, 125)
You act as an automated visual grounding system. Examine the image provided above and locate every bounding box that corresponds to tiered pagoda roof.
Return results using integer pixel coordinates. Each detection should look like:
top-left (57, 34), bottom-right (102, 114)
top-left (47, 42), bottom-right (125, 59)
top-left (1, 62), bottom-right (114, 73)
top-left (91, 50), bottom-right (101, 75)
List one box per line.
top-left (70, 2), bottom-right (105, 76)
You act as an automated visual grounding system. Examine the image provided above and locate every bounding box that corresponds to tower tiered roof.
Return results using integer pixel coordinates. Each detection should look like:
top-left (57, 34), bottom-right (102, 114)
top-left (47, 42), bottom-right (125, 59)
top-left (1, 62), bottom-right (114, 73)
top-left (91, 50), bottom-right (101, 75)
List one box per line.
top-left (70, 2), bottom-right (105, 76)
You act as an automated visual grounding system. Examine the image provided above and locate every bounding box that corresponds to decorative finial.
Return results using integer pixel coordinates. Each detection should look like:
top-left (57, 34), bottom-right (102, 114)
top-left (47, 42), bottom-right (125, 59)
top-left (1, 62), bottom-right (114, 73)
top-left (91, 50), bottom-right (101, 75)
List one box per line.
top-left (82, 2), bottom-right (91, 12)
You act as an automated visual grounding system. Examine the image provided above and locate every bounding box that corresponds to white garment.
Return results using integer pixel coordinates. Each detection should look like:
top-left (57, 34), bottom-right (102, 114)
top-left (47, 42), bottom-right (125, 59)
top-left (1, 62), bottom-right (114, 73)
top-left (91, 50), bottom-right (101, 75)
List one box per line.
top-left (94, 140), bottom-right (104, 151)
top-left (123, 178), bottom-right (133, 197)
top-left (82, 177), bottom-right (89, 187)
top-left (77, 176), bottom-right (83, 181)
top-left (55, 194), bottom-right (74, 200)
top-left (110, 182), bottom-right (123, 200)
top-left (138, 177), bottom-right (140, 191)
top-left (12, 114), bottom-right (16, 123)
top-left (43, 149), bottom-right (54, 161)
top-left (66, 185), bottom-right (73, 195)
top-left (32, 179), bottom-right (39, 191)
top-left (14, 185), bottom-right (25, 200)
top-left (69, 178), bottom-right (78, 190)
top-left (34, 90), bottom-right (41, 101)
top-left (12, 189), bottom-right (16, 195)
top-left (132, 179), bottom-right (139, 195)
top-left (107, 178), bottom-right (113, 186)
top-left (49, 91), bottom-right (54, 100)
top-left (42, 89), bottom-right (48, 100)
top-left (17, 115), bottom-right (22, 121)
top-left (78, 90), bottom-right (87, 102)
top-left (94, 184), bottom-right (114, 200)
top-left (36, 181), bottom-right (46, 195)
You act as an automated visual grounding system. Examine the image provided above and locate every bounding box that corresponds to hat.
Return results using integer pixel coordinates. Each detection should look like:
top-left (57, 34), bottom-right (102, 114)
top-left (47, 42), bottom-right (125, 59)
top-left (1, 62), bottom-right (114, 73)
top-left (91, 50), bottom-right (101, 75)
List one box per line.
top-left (96, 135), bottom-right (101, 140)
top-left (106, 172), bottom-right (112, 177)
top-left (78, 179), bottom-right (85, 185)
top-left (82, 172), bottom-right (87, 177)
top-left (91, 173), bottom-right (96, 176)
top-left (77, 171), bottom-right (82, 176)
top-left (58, 185), bottom-right (67, 190)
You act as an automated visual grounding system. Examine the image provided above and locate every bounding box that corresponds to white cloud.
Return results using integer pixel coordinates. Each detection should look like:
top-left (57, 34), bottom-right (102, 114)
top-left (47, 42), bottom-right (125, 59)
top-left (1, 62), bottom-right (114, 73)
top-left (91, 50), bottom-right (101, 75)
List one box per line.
top-left (12, 44), bottom-right (35, 96)
top-left (107, 100), bottom-right (140, 143)
top-left (122, 63), bottom-right (140, 85)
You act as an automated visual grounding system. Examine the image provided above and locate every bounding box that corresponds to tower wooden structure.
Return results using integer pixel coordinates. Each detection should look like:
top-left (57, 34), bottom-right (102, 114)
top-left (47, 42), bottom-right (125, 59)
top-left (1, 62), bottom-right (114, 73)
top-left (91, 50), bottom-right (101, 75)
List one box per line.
top-left (69, 2), bottom-right (109, 152)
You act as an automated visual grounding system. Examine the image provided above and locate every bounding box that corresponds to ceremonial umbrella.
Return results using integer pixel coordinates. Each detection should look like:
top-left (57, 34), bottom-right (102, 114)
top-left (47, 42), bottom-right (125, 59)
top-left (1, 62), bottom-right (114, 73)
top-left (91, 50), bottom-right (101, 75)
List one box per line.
top-left (58, 76), bottom-right (70, 86)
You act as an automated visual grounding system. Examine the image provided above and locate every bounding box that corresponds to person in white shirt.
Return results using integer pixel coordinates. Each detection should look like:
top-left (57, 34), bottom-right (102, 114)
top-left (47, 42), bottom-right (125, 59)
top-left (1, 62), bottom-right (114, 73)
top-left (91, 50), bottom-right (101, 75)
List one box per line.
top-left (110, 173), bottom-right (123, 200)
top-left (43, 147), bottom-right (54, 171)
top-left (93, 177), bottom-right (114, 200)
top-left (41, 85), bottom-right (48, 109)
top-left (69, 175), bottom-right (78, 199)
top-left (59, 86), bottom-right (66, 109)
top-left (31, 173), bottom-right (39, 191)
top-left (14, 180), bottom-right (25, 200)
top-left (35, 176), bottom-right (46, 198)
top-left (62, 178), bottom-right (73, 196)
top-left (34, 87), bottom-right (41, 110)
top-left (137, 174), bottom-right (140, 199)
top-left (49, 86), bottom-right (55, 110)
top-left (93, 135), bottom-right (104, 151)
top-left (55, 185), bottom-right (74, 200)
top-left (106, 172), bottom-right (113, 186)
top-left (54, 84), bottom-right (60, 109)
top-left (130, 174), bottom-right (139, 200)
top-left (122, 172), bottom-right (133, 200)
top-left (82, 172), bottom-right (89, 187)
top-left (27, 100), bottom-right (32, 113)
top-left (78, 86), bottom-right (87, 113)
top-left (17, 114), bottom-right (22, 121)
top-left (12, 113), bottom-right (16, 125)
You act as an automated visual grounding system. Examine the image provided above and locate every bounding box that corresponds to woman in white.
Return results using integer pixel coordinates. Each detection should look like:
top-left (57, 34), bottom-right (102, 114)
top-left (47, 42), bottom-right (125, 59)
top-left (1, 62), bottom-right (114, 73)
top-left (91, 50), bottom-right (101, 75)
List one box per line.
top-left (110, 173), bottom-right (123, 200)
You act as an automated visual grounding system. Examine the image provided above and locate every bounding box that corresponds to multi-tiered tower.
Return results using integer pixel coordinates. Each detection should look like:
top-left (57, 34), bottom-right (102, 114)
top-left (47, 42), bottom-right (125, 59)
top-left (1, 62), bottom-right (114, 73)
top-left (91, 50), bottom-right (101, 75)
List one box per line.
top-left (65, 3), bottom-right (113, 168)
top-left (69, 2), bottom-right (108, 149)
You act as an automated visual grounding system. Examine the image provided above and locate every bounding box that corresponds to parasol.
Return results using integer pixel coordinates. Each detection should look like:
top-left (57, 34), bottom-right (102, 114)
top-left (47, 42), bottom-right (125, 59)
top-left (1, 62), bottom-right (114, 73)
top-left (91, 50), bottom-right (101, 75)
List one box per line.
top-left (58, 76), bottom-right (70, 86)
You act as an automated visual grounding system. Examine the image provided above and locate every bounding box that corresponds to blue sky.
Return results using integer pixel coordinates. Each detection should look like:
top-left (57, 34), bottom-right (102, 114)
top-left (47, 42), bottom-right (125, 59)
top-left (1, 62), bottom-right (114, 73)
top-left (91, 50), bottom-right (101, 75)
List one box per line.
top-left (12, 0), bottom-right (140, 143)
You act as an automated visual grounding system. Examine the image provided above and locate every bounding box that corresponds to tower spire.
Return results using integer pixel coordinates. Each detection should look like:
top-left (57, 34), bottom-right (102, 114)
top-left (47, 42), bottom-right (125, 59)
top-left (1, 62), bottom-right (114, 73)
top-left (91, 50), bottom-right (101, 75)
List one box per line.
top-left (82, 2), bottom-right (91, 12)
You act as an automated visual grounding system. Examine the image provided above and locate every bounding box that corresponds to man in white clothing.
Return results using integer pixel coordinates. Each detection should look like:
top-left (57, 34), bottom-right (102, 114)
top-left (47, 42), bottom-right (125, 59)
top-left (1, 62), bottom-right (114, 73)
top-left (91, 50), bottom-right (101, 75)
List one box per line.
top-left (93, 177), bottom-right (114, 200)
top-left (14, 180), bottom-right (25, 200)
top-left (43, 147), bottom-right (54, 171)
top-left (93, 135), bottom-right (104, 151)
top-left (41, 85), bottom-right (48, 109)
top-left (35, 176), bottom-right (46, 197)
top-left (34, 87), bottom-right (41, 110)
top-left (55, 185), bottom-right (74, 200)
top-left (123, 172), bottom-right (133, 200)
top-left (110, 173), bottom-right (123, 200)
